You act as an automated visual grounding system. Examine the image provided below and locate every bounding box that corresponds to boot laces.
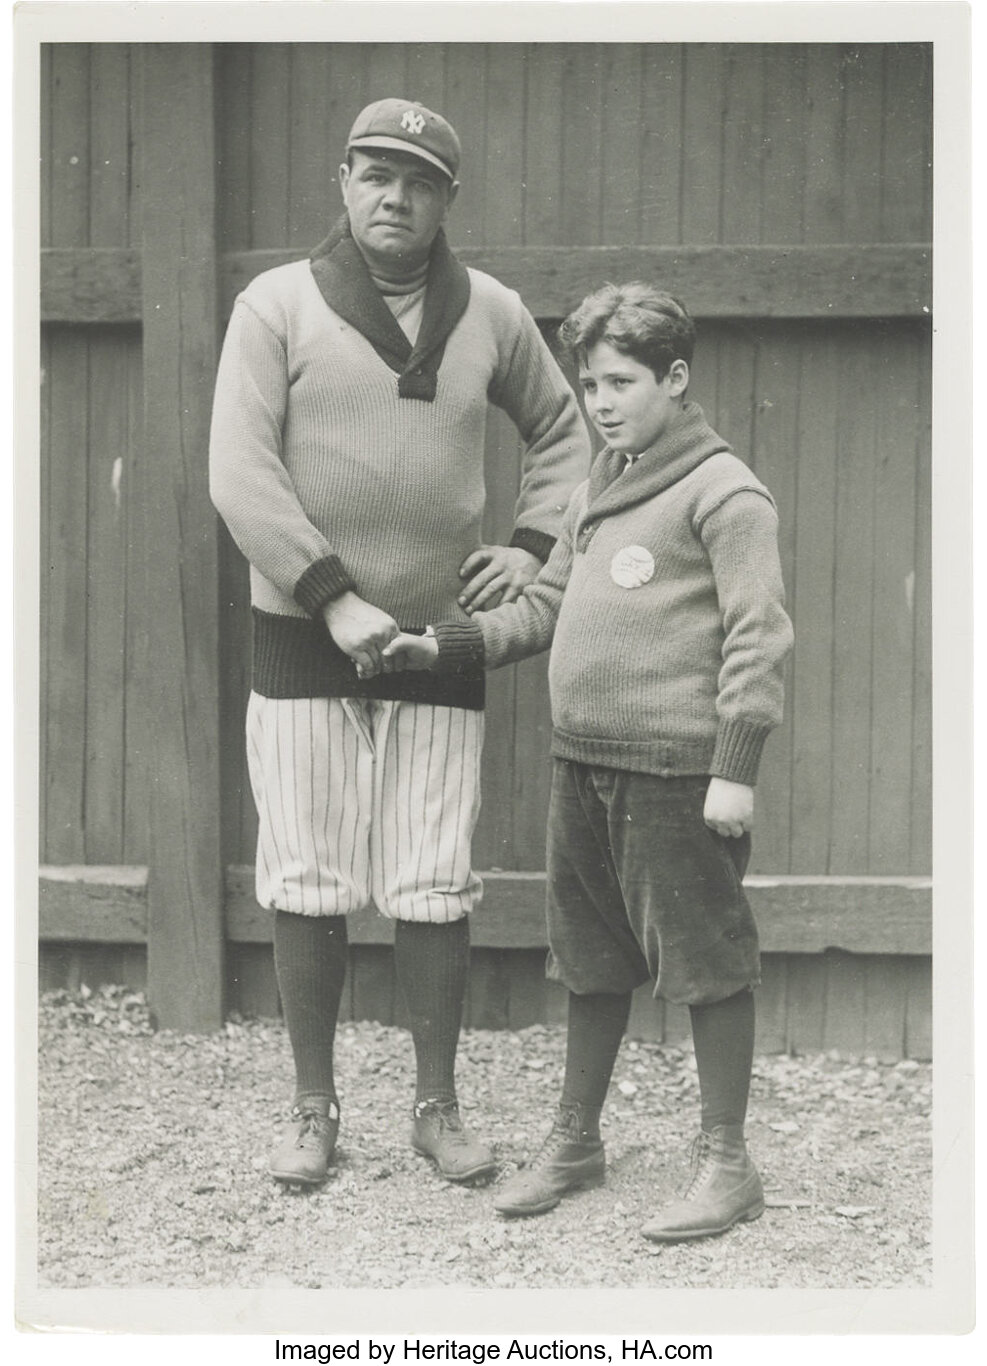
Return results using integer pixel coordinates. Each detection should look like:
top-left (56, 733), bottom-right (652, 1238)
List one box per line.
top-left (527, 1107), bottom-right (581, 1168)
top-left (682, 1131), bottom-right (717, 1199)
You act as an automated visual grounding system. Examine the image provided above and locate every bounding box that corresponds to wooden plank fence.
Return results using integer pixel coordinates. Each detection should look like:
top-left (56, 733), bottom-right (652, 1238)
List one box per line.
top-left (37, 41), bottom-right (934, 1054)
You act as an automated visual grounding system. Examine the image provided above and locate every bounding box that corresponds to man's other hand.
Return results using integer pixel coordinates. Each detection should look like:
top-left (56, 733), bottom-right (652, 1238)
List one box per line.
top-left (458, 545), bottom-right (541, 613)
top-left (322, 591), bottom-right (399, 678)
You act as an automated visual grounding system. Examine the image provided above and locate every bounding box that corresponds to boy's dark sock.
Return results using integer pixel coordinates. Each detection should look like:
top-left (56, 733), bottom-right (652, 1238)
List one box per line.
top-left (689, 986), bottom-right (756, 1132)
top-left (273, 910), bottom-right (348, 1107)
top-left (394, 917), bottom-right (470, 1106)
top-left (559, 990), bottom-right (632, 1140)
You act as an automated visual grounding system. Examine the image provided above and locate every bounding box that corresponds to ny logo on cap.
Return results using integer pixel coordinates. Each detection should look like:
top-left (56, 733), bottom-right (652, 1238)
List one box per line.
top-left (401, 109), bottom-right (426, 135)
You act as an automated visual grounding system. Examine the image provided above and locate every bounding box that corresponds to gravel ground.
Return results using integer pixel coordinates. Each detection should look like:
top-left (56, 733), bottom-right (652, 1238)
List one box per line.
top-left (36, 985), bottom-right (932, 1291)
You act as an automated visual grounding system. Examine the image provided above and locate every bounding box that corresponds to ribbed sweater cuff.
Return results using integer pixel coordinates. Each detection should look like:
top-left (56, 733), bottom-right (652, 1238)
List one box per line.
top-left (510, 527), bottom-right (556, 564)
top-left (434, 621), bottom-right (486, 673)
top-left (709, 719), bottom-right (772, 786)
top-left (294, 556), bottom-right (357, 616)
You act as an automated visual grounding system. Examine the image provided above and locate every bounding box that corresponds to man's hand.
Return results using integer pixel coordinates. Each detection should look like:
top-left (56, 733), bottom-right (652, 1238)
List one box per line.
top-left (458, 545), bottom-right (541, 613)
top-left (322, 591), bottom-right (399, 679)
top-left (381, 631), bottom-right (439, 672)
top-left (703, 777), bottom-right (754, 839)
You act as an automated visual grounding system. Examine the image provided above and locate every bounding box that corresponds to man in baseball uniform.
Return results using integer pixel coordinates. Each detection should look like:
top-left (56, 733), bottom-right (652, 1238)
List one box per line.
top-left (209, 98), bottom-right (589, 1187)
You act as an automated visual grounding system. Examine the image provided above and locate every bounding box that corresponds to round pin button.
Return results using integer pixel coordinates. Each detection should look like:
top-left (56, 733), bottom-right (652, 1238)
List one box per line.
top-left (610, 545), bottom-right (655, 588)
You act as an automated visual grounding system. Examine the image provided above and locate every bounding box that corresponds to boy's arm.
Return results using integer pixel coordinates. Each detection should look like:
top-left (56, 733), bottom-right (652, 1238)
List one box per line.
top-left (383, 507), bottom-right (578, 676)
top-left (698, 489), bottom-right (795, 787)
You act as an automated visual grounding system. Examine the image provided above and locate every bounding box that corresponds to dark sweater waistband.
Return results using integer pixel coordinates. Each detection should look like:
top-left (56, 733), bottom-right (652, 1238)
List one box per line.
top-left (251, 609), bottom-right (485, 709)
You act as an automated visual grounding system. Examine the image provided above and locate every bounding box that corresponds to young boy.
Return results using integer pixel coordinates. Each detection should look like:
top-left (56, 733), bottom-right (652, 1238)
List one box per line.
top-left (380, 284), bottom-right (794, 1241)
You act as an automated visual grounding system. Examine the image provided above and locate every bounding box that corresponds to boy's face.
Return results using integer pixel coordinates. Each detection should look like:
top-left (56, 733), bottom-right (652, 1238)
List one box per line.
top-left (579, 341), bottom-right (689, 456)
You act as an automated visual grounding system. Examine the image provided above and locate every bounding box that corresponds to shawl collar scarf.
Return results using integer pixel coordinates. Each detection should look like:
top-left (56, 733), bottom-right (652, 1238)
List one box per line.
top-left (309, 215), bottom-right (471, 400)
top-left (582, 401), bottom-right (732, 529)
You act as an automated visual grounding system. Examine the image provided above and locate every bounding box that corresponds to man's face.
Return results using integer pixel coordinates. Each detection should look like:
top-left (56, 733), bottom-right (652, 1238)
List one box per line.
top-left (340, 149), bottom-right (458, 273)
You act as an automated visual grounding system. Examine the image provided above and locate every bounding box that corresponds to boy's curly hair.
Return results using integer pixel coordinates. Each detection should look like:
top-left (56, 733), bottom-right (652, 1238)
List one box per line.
top-left (558, 282), bottom-right (695, 382)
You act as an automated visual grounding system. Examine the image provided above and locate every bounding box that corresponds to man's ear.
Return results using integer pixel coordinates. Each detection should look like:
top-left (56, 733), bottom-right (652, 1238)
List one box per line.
top-left (445, 179), bottom-right (460, 213)
top-left (338, 163), bottom-right (351, 202)
top-left (668, 359), bottom-right (690, 395)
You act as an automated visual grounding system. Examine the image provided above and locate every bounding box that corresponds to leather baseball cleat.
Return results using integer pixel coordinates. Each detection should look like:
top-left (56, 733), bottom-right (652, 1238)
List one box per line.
top-left (641, 1125), bottom-right (765, 1241)
top-left (269, 1096), bottom-right (340, 1185)
top-left (411, 1098), bottom-right (497, 1182)
top-left (493, 1108), bottom-right (606, 1217)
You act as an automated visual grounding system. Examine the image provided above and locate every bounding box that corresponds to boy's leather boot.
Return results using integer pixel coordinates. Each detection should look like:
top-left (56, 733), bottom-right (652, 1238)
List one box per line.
top-left (269, 1095), bottom-right (340, 1185)
top-left (641, 1124), bottom-right (764, 1241)
top-left (493, 1104), bottom-right (605, 1217)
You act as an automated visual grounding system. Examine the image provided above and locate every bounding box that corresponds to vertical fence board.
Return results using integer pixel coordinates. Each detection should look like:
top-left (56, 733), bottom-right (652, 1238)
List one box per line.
top-left (639, 44), bottom-right (684, 245)
top-left (351, 946), bottom-right (396, 1026)
top-left (868, 329), bottom-right (920, 872)
top-left (721, 44), bottom-right (764, 244)
top-left (600, 45), bottom-right (642, 246)
top-left (829, 339), bottom-right (878, 872)
top-left (789, 330), bottom-right (838, 871)
top-left (903, 957), bottom-right (932, 1061)
top-left (802, 46), bottom-right (845, 244)
top-left (748, 330), bottom-right (799, 873)
top-left (523, 44), bottom-right (565, 245)
top-left (365, 43), bottom-right (408, 101)
top-left (484, 45), bottom-right (526, 247)
top-left (910, 340), bottom-right (933, 874)
top-left (215, 46), bottom-right (253, 251)
top-left (88, 44), bottom-right (131, 245)
top-left (139, 45), bottom-right (223, 1030)
top-left (286, 45), bottom-right (334, 250)
top-left (760, 47), bottom-right (806, 243)
top-left (882, 45), bottom-right (933, 241)
top-left (822, 951), bottom-right (868, 1056)
top-left (560, 48), bottom-right (603, 246)
top-left (40, 44), bottom-right (53, 244)
top-left (784, 955), bottom-right (827, 1054)
top-left (249, 45), bottom-right (291, 247)
top-left (840, 45), bottom-right (885, 242)
top-left (44, 330), bottom-right (89, 864)
top-left (444, 47), bottom-right (487, 249)
top-left (84, 331), bottom-right (129, 862)
top-left (755, 957), bottom-right (789, 1054)
top-left (123, 331), bottom-right (149, 862)
top-left (681, 46), bottom-right (726, 245)
top-left (862, 958), bottom-right (909, 1062)
top-left (49, 44), bottom-right (90, 245)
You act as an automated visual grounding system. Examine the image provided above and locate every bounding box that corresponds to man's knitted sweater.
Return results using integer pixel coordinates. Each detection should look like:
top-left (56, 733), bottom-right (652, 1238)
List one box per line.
top-left (434, 403), bottom-right (794, 786)
top-left (209, 229), bottom-right (588, 707)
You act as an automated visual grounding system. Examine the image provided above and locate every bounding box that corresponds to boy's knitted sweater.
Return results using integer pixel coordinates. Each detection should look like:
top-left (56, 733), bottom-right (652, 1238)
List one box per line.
top-left (209, 224), bottom-right (588, 706)
top-left (435, 403), bottom-right (793, 786)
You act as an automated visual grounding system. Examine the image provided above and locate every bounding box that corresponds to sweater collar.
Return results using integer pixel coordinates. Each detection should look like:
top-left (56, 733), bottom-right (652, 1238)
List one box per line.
top-left (309, 215), bottom-right (471, 401)
top-left (584, 401), bottom-right (731, 520)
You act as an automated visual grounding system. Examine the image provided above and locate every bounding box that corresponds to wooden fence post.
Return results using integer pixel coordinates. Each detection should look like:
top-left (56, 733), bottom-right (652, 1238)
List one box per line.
top-left (139, 45), bottom-right (223, 1030)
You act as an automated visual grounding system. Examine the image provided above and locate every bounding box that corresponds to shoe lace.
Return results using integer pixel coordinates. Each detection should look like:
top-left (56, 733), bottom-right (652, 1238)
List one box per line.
top-left (292, 1105), bottom-right (337, 1145)
top-left (415, 1098), bottom-right (468, 1145)
top-left (681, 1131), bottom-right (716, 1199)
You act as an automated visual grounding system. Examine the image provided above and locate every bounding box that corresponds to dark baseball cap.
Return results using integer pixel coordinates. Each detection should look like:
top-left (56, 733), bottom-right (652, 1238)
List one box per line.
top-left (346, 98), bottom-right (461, 181)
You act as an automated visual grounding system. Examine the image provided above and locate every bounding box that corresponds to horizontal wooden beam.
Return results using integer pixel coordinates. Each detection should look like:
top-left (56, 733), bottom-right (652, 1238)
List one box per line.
top-left (222, 867), bottom-right (931, 955)
top-left (222, 244), bottom-right (932, 321)
top-left (40, 244), bottom-right (933, 325)
top-left (39, 865), bottom-right (149, 940)
top-left (37, 866), bottom-right (932, 956)
top-left (41, 248), bottom-right (142, 324)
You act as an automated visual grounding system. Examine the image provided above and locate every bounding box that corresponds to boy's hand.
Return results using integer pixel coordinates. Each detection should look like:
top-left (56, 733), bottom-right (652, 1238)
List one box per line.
top-left (703, 777), bottom-right (754, 838)
top-left (458, 545), bottom-right (541, 613)
top-left (381, 631), bottom-right (440, 672)
top-left (322, 591), bottom-right (399, 679)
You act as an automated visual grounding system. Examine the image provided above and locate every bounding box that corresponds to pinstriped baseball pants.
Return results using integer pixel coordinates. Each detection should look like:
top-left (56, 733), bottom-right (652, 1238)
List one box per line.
top-left (246, 693), bottom-right (484, 923)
